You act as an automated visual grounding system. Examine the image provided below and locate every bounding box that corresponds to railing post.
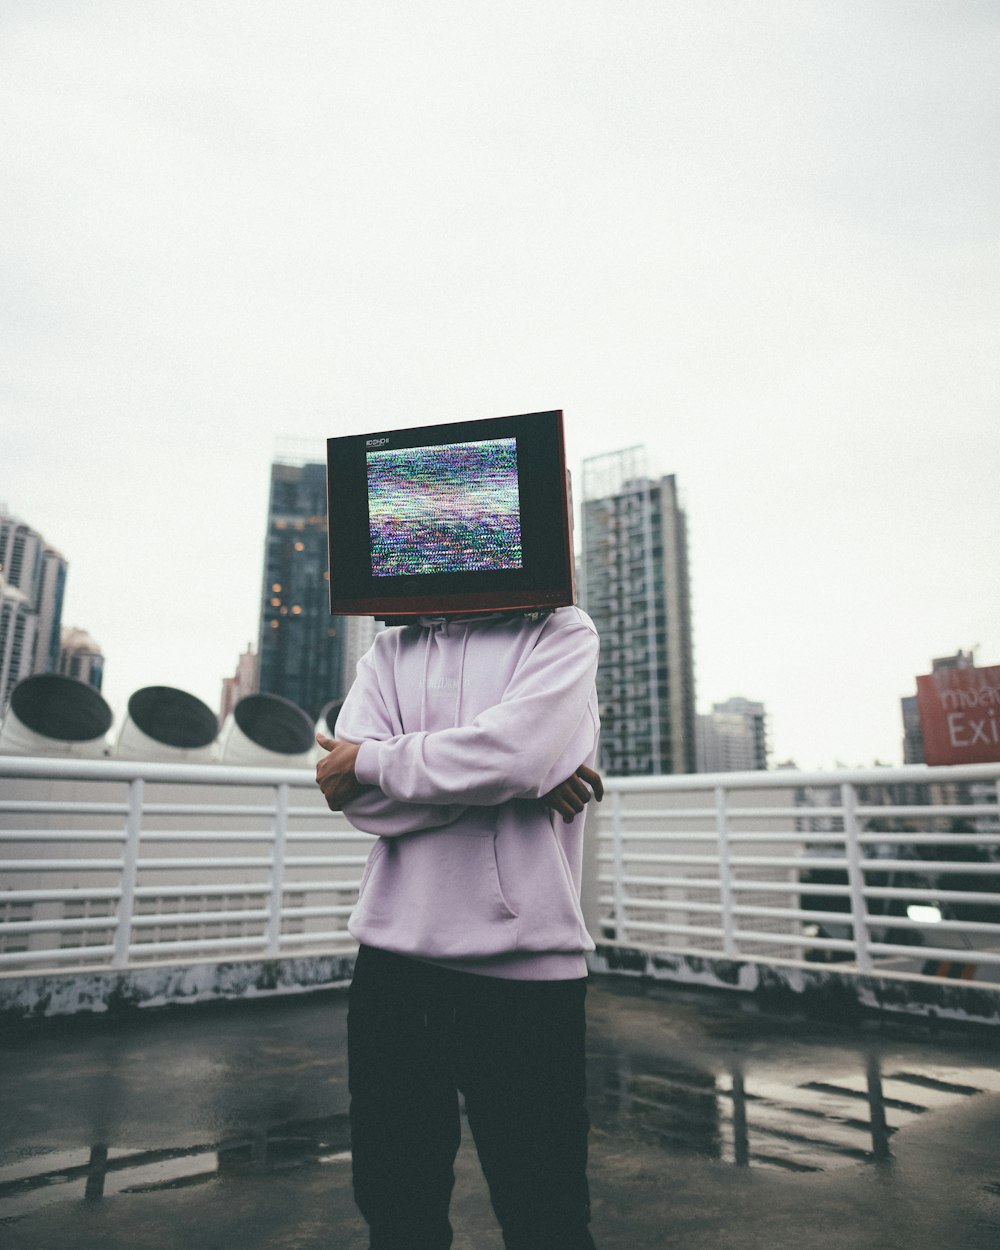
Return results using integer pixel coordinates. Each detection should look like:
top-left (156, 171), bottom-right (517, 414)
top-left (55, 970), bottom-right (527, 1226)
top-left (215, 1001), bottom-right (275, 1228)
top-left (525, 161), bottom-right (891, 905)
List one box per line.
top-left (841, 782), bottom-right (873, 973)
top-left (265, 783), bottom-right (289, 957)
top-left (715, 785), bottom-right (736, 958)
top-left (112, 777), bottom-right (143, 968)
top-left (610, 788), bottom-right (626, 945)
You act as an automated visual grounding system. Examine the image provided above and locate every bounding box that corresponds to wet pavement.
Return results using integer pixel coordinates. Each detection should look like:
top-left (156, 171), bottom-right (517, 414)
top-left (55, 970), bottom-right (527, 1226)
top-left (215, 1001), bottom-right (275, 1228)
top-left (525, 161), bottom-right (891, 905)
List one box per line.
top-left (2, 975), bottom-right (999, 1249)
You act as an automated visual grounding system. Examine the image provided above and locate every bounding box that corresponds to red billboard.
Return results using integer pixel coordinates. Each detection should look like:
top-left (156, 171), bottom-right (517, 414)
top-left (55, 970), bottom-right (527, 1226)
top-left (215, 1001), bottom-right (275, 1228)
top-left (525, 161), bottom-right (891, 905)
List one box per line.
top-left (916, 664), bottom-right (1000, 766)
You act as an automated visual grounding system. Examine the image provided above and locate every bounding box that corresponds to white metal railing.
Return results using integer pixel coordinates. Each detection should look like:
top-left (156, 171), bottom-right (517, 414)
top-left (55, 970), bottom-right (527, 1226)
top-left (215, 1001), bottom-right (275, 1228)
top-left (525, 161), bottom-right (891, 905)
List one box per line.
top-left (594, 763), bottom-right (1000, 984)
top-left (2, 757), bottom-right (1000, 989)
top-left (0, 756), bottom-right (363, 973)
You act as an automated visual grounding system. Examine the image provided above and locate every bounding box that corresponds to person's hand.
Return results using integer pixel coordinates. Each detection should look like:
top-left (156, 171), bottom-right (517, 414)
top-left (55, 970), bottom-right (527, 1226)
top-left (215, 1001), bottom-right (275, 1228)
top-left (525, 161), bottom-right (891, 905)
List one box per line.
top-left (541, 764), bottom-right (604, 823)
top-left (315, 734), bottom-right (363, 810)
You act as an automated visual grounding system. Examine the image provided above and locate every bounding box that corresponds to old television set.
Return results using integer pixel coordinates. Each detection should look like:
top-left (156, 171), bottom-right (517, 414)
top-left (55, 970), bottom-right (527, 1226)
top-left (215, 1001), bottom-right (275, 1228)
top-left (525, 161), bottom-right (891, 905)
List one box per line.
top-left (326, 409), bottom-right (575, 619)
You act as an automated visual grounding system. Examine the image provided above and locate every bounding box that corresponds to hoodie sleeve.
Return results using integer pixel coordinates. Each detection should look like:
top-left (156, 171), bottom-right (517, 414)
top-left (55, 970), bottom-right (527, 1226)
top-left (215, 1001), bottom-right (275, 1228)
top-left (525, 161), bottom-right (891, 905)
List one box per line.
top-left (353, 614), bottom-right (599, 807)
top-left (333, 641), bottom-right (470, 837)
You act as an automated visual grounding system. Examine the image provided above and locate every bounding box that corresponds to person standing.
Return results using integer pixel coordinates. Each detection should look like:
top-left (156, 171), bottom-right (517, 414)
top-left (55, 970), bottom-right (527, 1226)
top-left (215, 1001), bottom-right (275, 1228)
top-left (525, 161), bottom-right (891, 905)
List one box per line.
top-left (316, 605), bottom-right (602, 1250)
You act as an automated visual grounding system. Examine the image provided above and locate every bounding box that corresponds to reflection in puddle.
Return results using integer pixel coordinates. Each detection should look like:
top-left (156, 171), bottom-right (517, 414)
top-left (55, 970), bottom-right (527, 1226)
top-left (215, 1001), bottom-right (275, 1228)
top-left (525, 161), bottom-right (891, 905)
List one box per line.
top-left (591, 1053), bottom-right (1000, 1174)
top-left (0, 1115), bottom-right (351, 1224)
top-left (4, 1058), bottom-right (1000, 1223)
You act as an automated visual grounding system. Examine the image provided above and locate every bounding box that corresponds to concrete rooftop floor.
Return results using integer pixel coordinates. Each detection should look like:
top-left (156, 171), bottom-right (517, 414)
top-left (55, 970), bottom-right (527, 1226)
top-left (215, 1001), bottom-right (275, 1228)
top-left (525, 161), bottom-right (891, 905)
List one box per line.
top-left (1, 975), bottom-right (999, 1250)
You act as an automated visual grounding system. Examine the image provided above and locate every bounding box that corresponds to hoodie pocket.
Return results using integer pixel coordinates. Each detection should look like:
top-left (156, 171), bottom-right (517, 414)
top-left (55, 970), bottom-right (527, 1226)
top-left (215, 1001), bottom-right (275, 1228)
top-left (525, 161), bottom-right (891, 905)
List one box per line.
top-left (349, 830), bottom-right (520, 959)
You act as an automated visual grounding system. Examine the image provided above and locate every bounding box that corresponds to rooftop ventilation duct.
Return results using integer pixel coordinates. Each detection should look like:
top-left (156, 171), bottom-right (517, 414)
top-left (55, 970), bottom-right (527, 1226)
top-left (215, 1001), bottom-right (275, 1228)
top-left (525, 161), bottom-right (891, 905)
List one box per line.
top-left (217, 693), bottom-right (315, 767)
top-left (0, 673), bottom-right (113, 757)
top-left (115, 686), bottom-right (219, 763)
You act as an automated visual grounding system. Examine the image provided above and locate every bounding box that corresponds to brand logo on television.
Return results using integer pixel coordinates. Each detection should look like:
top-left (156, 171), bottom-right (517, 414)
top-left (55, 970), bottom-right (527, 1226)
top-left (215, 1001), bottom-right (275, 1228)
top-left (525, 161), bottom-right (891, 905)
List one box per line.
top-left (366, 437), bottom-right (391, 448)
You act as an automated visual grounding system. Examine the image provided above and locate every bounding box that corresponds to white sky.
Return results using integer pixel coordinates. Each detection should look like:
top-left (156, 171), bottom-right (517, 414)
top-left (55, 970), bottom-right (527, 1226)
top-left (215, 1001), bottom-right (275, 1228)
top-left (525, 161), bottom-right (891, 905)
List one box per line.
top-left (2, 1), bottom-right (998, 770)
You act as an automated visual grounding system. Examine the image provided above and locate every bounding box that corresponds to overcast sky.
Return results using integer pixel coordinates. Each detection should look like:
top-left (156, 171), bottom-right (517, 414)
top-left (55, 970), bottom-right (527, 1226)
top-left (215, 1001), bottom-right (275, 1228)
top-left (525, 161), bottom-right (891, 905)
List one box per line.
top-left (2, 1), bottom-right (998, 769)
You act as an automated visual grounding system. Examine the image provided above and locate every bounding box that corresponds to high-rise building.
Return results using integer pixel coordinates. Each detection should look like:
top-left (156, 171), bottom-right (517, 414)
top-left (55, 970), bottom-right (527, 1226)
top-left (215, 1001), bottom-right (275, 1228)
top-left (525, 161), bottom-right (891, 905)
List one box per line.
top-left (0, 513), bottom-right (67, 677)
top-left (697, 697), bottom-right (768, 773)
top-left (581, 446), bottom-right (696, 776)
top-left (34, 545), bottom-right (68, 675)
top-left (0, 513), bottom-right (71, 713)
top-left (257, 457), bottom-right (348, 719)
top-left (57, 626), bottom-right (104, 690)
top-left (0, 574), bottom-right (39, 711)
top-left (219, 642), bottom-right (260, 724)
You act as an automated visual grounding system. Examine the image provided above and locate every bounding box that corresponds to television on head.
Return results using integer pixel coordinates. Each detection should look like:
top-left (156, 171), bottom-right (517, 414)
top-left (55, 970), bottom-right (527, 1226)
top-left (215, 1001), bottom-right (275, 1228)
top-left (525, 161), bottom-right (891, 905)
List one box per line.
top-left (326, 409), bottom-right (575, 620)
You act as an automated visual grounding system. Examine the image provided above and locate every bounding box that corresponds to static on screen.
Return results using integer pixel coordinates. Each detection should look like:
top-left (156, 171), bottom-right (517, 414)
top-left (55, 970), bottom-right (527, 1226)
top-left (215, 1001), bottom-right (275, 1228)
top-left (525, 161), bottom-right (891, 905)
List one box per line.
top-left (367, 438), bottom-right (523, 577)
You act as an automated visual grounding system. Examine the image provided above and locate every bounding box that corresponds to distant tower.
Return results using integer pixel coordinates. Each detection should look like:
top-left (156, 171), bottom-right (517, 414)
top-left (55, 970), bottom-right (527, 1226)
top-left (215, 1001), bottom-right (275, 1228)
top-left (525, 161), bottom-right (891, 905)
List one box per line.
top-left (581, 447), bottom-right (696, 775)
top-left (0, 514), bottom-right (67, 676)
top-left (0, 576), bottom-right (39, 711)
top-left (697, 697), bottom-right (768, 773)
top-left (57, 626), bottom-right (104, 691)
top-left (219, 642), bottom-right (260, 724)
top-left (257, 456), bottom-right (347, 719)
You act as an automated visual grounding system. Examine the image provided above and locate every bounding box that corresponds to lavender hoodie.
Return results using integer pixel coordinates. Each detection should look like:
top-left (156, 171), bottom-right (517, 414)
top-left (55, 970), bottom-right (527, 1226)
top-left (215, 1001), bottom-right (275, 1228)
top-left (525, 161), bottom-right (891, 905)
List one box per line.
top-left (335, 606), bottom-right (600, 979)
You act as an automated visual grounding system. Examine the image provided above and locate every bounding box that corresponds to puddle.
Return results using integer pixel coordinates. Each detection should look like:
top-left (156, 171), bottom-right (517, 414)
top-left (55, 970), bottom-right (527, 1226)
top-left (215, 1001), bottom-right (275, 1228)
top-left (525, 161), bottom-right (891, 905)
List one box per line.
top-left (0, 1115), bottom-right (351, 1224)
top-left (591, 1054), bottom-right (1000, 1175)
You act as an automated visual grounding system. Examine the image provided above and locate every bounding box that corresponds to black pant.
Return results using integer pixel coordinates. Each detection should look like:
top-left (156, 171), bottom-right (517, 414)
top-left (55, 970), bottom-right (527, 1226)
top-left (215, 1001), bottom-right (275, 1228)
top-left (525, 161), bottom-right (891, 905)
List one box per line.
top-left (348, 944), bottom-right (597, 1250)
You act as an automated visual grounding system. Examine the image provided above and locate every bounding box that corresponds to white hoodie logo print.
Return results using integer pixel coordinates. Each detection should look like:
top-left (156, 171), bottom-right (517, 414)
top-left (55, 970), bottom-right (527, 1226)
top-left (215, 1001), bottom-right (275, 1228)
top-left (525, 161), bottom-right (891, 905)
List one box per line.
top-left (425, 676), bottom-right (460, 696)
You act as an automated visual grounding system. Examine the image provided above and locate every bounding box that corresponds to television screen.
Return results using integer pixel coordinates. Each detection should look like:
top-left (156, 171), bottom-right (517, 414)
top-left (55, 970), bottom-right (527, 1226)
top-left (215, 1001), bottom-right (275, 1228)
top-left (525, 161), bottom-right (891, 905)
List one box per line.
top-left (326, 410), bottom-right (574, 618)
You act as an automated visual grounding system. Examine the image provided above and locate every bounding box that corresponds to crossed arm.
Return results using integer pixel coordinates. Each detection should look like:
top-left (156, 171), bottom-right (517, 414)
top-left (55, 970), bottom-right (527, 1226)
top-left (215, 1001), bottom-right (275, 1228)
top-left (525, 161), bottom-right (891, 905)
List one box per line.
top-left (315, 733), bottom-right (603, 824)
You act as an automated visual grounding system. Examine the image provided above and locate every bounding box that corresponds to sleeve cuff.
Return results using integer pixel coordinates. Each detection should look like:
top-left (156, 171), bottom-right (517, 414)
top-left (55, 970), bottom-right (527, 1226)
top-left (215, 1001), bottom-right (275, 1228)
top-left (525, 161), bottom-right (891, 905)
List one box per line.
top-left (354, 740), bottom-right (381, 787)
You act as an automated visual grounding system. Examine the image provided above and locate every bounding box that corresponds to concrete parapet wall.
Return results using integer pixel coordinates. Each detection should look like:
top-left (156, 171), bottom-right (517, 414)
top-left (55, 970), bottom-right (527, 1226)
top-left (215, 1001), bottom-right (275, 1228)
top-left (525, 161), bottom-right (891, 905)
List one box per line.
top-left (3, 947), bottom-right (999, 1028)
top-left (589, 945), bottom-right (1000, 1029)
top-left (0, 953), bottom-right (356, 1021)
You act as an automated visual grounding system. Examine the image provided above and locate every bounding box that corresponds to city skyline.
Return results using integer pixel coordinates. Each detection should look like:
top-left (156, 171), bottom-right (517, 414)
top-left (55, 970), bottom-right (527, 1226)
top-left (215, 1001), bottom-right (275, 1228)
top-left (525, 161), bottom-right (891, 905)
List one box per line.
top-left (3, 2), bottom-right (998, 769)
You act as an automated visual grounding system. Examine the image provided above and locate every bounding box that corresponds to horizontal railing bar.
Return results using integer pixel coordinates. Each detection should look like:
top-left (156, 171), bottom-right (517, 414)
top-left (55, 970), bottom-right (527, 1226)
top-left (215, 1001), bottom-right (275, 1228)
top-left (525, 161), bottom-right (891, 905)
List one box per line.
top-left (130, 909), bottom-right (271, 928)
top-left (727, 856), bottom-right (865, 870)
top-left (0, 888), bottom-right (122, 903)
top-left (128, 936), bottom-right (266, 956)
top-left (593, 809), bottom-right (718, 821)
top-left (725, 833), bottom-right (842, 844)
top-left (856, 834), bottom-right (1000, 846)
top-left (278, 879), bottom-right (363, 893)
top-left (284, 856), bottom-right (365, 868)
top-left (863, 886), bottom-right (1000, 905)
top-left (596, 825), bottom-right (1000, 843)
top-left (616, 897), bottom-right (722, 914)
top-left (278, 930), bottom-right (353, 944)
top-left (130, 831), bottom-right (276, 842)
top-left (0, 946), bottom-right (117, 966)
top-left (740, 880), bottom-right (852, 896)
top-left (616, 853), bottom-right (721, 866)
top-left (0, 916), bottom-right (116, 934)
top-left (0, 801), bottom-right (129, 816)
top-left (856, 860), bottom-right (1000, 875)
top-left (4, 757), bottom-right (999, 791)
top-left (134, 857), bottom-right (273, 869)
top-left (596, 831), bottom-right (721, 842)
top-left (868, 942), bottom-right (1000, 965)
top-left (862, 916), bottom-right (1000, 936)
top-left (0, 757), bottom-right (319, 786)
top-left (133, 883), bottom-right (272, 898)
top-left (0, 859), bottom-right (123, 871)
top-left (601, 877), bottom-right (857, 898)
top-left (600, 763), bottom-right (1000, 790)
top-left (279, 904), bottom-right (354, 919)
top-left (733, 930), bottom-right (851, 950)
top-left (617, 920), bottom-right (727, 938)
top-left (855, 805), bottom-right (999, 819)
top-left (0, 831), bottom-right (126, 842)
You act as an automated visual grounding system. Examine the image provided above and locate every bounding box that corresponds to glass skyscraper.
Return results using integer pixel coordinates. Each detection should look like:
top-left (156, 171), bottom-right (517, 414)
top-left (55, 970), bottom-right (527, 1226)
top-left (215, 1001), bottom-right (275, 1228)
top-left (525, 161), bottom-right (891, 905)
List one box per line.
top-left (257, 459), bottom-right (347, 720)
